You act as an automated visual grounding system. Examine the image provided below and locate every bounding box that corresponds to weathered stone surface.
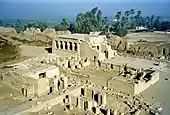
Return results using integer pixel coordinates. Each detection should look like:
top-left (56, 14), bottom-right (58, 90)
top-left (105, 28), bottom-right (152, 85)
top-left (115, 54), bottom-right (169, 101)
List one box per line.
top-left (23, 27), bottom-right (41, 35)
top-left (42, 28), bottom-right (56, 37)
top-left (107, 35), bottom-right (127, 51)
top-left (56, 30), bottom-right (71, 35)
top-left (0, 27), bottom-right (17, 36)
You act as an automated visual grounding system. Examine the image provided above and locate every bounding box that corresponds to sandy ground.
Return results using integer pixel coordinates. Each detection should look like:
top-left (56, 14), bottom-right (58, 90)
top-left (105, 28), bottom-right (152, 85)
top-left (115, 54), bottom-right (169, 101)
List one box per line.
top-left (126, 32), bottom-right (170, 42)
top-left (74, 66), bottom-right (119, 87)
top-left (19, 45), bottom-right (77, 58)
top-left (106, 56), bottom-right (155, 69)
top-left (32, 104), bottom-right (85, 115)
top-left (142, 63), bottom-right (170, 115)
top-left (0, 82), bottom-right (26, 111)
top-left (19, 45), bottom-right (49, 57)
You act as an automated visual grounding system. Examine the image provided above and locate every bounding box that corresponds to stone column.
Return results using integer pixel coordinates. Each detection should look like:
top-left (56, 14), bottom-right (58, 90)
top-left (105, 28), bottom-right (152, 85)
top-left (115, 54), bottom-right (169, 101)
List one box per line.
top-left (87, 100), bottom-right (92, 111)
top-left (60, 41), bottom-right (63, 50)
top-left (98, 93), bottom-right (101, 105)
top-left (65, 41), bottom-right (68, 50)
top-left (98, 93), bottom-right (106, 107)
top-left (77, 97), bottom-right (81, 108)
top-left (102, 93), bottom-right (107, 107)
top-left (72, 42), bottom-right (75, 51)
top-left (106, 109), bottom-right (111, 115)
top-left (58, 41), bottom-right (61, 49)
top-left (77, 42), bottom-right (81, 61)
top-left (63, 77), bottom-right (68, 89)
top-left (53, 78), bottom-right (59, 92)
top-left (96, 107), bottom-right (100, 114)
top-left (74, 43), bottom-right (77, 51)
top-left (56, 40), bottom-right (59, 49)
top-left (107, 80), bottom-right (110, 88)
top-left (62, 41), bottom-right (65, 50)
top-left (112, 109), bottom-right (117, 115)
top-left (68, 95), bottom-right (71, 104)
top-left (52, 39), bottom-right (56, 53)
top-left (67, 42), bottom-right (70, 51)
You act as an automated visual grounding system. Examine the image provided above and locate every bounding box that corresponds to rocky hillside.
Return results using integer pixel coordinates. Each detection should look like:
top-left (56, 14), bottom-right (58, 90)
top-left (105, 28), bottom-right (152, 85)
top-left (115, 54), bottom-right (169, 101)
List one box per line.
top-left (0, 35), bottom-right (20, 64)
top-left (0, 27), bottom-right (71, 44)
top-left (107, 34), bottom-right (128, 51)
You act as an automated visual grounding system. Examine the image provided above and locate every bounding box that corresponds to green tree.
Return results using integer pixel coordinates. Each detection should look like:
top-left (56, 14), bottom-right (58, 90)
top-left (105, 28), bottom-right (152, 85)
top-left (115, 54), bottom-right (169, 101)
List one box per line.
top-left (0, 20), bottom-right (3, 26)
top-left (55, 18), bottom-right (69, 31)
top-left (150, 15), bottom-right (155, 29)
top-left (125, 10), bottom-right (130, 18)
top-left (91, 7), bottom-right (98, 15)
top-left (121, 16), bottom-right (127, 28)
top-left (102, 17), bottom-right (110, 32)
top-left (24, 21), bottom-right (48, 32)
top-left (97, 10), bottom-right (103, 30)
top-left (116, 28), bottom-right (128, 37)
top-left (115, 11), bottom-right (122, 22)
top-left (135, 10), bottom-right (142, 27)
top-left (130, 9), bottom-right (135, 17)
top-left (153, 16), bottom-right (161, 30)
top-left (130, 9), bottom-right (135, 29)
top-left (160, 21), bottom-right (170, 31)
top-left (68, 23), bottom-right (76, 33)
top-left (124, 10), bottom-right (130, 28)
top-left (75, 7), bottom-right (103, 34)
top-left (115, 11), bottom-right (122, 29)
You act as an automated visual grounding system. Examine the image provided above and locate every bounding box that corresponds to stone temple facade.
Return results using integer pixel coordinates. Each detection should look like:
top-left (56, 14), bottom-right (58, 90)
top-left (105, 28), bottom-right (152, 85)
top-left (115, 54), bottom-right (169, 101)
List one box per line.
top-left (52, 34), bottom-right (118, 62)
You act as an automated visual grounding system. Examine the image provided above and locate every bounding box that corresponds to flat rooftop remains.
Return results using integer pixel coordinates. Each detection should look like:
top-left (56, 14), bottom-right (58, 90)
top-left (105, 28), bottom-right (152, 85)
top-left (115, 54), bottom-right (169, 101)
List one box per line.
top-left (1, 59), bottom-right (58, 79)
top-left (105, 56), bottom-right (155, 69)
top-left (55, 33), bottom-right (105, 40)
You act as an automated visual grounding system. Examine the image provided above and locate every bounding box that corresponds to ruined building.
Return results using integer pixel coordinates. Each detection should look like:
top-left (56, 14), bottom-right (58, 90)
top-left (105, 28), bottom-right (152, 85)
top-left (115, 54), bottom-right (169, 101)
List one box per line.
top-left (52, 34), bottom-right (117, 62)
top-left (0, 59), bottom-right (68, 99)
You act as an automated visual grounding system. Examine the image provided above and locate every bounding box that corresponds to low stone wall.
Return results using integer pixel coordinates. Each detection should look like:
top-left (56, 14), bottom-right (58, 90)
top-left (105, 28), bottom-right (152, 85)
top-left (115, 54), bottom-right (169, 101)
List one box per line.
top-left (0, 86), bottom-right (84, 115)
top-left (134, 71), bottom-right (159, 95)
top-left (109, 79), bottom-right (134, 94)
top-left (93, 61), bottom-right (123, 74)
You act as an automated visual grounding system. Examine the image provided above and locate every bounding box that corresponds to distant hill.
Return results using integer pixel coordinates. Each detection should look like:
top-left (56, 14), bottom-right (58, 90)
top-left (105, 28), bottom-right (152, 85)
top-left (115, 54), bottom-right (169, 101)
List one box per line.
top-left (0, 16), bottom-right (76, 28)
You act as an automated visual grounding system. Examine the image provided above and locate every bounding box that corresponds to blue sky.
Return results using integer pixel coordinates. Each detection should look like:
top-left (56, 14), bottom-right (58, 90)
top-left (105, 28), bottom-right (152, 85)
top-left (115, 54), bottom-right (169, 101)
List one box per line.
top-left (2, 0), bottom-right (170, 3)
top-left (1, 0), bottom-right (170, 20)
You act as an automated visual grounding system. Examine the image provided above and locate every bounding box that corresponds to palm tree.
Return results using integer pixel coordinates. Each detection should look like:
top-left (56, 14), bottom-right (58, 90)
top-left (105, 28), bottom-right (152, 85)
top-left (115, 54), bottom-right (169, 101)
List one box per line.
top-left (91, 7), bottom-right (98, 15)
top-left (0, 20), bottom-right (2, 26)
top-left (125, 10), bottom-right (130, 18)
top-left (135, 10), bottom-right (142, 27)
top-left (130, 9), bottom-right (135, 17)
top-left (121, 16), bottom-right (127, 28)
top-left (145, 16), bottom-right (150, 28)
top-left (124, 10), bottom-right (130, 28)
top-left (153, 16), bottom-right (161, 30)
top-left (115, 11), bottom-right (122, 29)
top-left (59, 18), bottom-right (69, 31)
top-left (115, 11), bottom-right (122, 22)
top-left (137, 11), bottom-right (142, 17)
top-left (97, 10), bottom-right (102, 30)
top-left (130, 9), bottom-right (135, 29)
top-left (150, 15), bottom-right (155, 29)
top-left (102, 17), bottom-right (110, 32)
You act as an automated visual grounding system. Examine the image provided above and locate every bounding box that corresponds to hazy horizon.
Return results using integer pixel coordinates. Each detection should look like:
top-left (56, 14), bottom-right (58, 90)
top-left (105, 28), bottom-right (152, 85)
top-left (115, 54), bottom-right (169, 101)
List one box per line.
top-left (1, 0), bottom-right (170, 20)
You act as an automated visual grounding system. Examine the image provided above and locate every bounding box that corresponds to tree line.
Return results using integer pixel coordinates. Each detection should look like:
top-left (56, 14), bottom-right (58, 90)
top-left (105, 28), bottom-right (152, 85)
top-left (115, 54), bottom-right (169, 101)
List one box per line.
top-left (1, 7), bottom-right (170, 37)
top-left (54, 7), bottom-right (170, 36)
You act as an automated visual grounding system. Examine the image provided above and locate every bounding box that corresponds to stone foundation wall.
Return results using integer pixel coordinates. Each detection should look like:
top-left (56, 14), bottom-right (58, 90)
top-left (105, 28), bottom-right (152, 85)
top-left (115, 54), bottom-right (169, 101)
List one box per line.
top-left (109, 79), bottom-right (134, 94)
top-left (134, 71), bottom-right (159, 95)
top-left (0, 71), bottom-right (37, 91)
top-left (93, 61), bottom-right (123, 74)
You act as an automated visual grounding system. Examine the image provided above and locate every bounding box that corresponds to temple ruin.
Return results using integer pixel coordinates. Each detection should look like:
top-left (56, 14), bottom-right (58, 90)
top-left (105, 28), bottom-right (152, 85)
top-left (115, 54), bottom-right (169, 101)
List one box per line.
top-left (0, 33), bottom-right (162, 115)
